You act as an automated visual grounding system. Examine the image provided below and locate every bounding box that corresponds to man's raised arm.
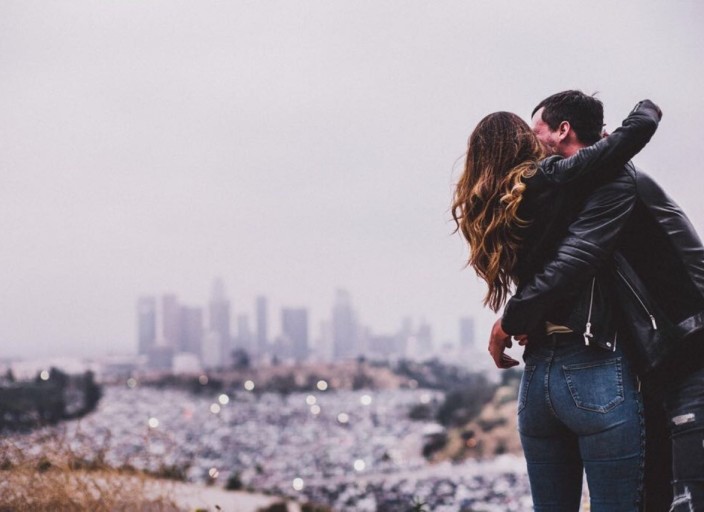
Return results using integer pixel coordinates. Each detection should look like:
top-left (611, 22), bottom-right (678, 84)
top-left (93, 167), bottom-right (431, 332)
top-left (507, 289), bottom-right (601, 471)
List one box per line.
top-left (539, 99), bottom-right (661, 186)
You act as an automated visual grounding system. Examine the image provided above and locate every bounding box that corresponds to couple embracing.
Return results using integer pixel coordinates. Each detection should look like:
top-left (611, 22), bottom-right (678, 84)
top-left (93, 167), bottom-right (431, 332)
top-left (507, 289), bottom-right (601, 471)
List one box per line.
top-left (453, 90), bottom-right (704, 511)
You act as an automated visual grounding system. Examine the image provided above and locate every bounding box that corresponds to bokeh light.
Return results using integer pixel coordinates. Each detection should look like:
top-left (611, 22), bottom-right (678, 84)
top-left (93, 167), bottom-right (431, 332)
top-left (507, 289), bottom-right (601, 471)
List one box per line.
top-left (292, 478), bottom-right (304, 491)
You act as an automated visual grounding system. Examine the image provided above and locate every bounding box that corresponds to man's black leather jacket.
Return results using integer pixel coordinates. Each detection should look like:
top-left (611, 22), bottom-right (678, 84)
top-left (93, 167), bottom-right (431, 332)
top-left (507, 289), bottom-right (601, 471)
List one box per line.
top-left (501, 101), bottom-right (704, 371)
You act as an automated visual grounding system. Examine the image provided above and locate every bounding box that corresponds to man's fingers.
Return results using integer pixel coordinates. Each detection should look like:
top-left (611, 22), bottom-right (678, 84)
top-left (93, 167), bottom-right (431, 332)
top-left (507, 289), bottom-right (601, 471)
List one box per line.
top-left (515, 334), bottom-right (529, 346)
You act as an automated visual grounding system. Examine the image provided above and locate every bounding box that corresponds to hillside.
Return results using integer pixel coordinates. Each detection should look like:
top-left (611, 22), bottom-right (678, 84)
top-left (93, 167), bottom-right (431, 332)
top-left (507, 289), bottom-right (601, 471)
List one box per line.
top-left (431, 385), bottom-right (522, 463)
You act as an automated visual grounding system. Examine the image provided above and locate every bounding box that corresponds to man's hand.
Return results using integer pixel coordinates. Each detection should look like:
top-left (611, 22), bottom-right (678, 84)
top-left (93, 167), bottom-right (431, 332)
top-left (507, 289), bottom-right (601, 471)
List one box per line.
top-left (488, 318), bottom-right (520, 369)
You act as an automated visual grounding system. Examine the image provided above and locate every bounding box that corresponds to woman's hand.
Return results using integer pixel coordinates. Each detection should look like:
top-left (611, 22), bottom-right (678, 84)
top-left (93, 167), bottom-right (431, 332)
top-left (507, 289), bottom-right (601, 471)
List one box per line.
top-left (488, 318), bottom-right (520, 369)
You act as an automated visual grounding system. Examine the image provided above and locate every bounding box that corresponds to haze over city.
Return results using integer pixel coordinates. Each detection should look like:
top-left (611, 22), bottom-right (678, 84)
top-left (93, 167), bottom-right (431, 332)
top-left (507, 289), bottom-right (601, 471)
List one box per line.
top-left (1, 1), bottom-right (702, 359)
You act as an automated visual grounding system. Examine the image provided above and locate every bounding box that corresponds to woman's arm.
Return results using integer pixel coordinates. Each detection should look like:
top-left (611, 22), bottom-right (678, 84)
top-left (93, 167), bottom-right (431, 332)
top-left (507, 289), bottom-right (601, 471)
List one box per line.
top-left (539, 99), bottom-right (661, 185)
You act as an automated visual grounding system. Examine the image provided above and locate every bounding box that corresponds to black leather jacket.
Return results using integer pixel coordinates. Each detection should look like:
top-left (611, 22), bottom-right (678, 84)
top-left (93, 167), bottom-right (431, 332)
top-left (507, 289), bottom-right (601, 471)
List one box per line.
top-left (502, 101), bottom-right (704, 371)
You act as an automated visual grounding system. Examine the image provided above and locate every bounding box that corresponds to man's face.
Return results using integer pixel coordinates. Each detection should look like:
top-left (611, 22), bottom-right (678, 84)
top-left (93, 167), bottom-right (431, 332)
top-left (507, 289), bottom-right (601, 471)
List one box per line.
top-left (531, 107), bottom-right (563, 156)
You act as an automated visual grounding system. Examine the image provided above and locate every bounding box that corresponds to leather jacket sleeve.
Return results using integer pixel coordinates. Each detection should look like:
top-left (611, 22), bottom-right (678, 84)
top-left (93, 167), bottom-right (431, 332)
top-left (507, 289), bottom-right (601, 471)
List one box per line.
top-left (537, 99), bottom-right (661, 186)
top-left (501, 166), bottom-right (638, 335)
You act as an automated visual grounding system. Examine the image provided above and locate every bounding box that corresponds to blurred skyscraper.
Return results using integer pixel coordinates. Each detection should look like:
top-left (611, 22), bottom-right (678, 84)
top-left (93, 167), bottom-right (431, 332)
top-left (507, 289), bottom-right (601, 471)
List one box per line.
top-left (281, 307), bottom-right (309, 361)
top-left (208, 278), bottom-right (231, 367)
top-left (459, 316), bottom-right (475, 349)
top-left (180, 306), bottom-right (203, 356)
top-left (256, 296), bottom-right (268, 354)
top-left (415, 319), bottom-right (433, 358)
top-left (236, 314), bottom-right (253, 352)
top-left (137, 296), bottom-right (157, 355)
top-left (162, 294), bottom-right (181, 350)
top-left (332, 289), bottom-right (358, 360)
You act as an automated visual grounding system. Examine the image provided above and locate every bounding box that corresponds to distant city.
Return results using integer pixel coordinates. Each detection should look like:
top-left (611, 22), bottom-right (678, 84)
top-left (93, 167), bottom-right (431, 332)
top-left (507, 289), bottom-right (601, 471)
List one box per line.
top-left (136, 278), bottom-right (479, 372)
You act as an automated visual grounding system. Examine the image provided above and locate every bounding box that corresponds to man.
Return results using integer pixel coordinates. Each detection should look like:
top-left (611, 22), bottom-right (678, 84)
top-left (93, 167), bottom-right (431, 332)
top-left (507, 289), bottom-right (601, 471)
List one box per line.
top-left (491, 90), bottom-right (704, 511)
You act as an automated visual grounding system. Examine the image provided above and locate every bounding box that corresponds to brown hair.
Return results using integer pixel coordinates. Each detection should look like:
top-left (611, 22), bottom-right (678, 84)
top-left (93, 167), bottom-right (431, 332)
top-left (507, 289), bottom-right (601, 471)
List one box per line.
top-left (452, 112), bottom-right (545, 311)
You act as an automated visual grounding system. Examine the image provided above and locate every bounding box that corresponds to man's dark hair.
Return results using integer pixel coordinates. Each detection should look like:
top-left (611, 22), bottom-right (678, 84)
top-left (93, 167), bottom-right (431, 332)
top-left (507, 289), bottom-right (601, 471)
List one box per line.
top-left (532, 90), bottom-right (604, 145)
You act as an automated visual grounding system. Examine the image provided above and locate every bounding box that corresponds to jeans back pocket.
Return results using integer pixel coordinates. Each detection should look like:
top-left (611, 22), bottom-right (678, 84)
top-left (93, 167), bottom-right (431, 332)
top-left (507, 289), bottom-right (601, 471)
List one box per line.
top-left (562, 358), bottom-right (624, 413)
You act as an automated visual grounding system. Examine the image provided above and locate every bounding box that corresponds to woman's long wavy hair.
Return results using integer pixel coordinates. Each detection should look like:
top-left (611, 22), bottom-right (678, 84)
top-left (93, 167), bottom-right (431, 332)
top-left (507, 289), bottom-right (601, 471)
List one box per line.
top-left (452, 112), bottom-right (546, 311)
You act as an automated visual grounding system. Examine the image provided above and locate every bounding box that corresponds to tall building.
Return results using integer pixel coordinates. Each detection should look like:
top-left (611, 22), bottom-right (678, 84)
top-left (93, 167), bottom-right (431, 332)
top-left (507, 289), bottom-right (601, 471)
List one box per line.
top-left (255, 296), bottom-right (268, 354)
top-left (282, 308), bottom-right (309, 361)
top-left (235, 314), bottom-right (253, 352)
top-left (180, 306), bottom-right (203, 356)
top-left (162, 294), bottom-right (182, 350)
top-left (137, 296), bottom-right (157, 355)
top-left (208, 278), bottom-right (231, 366)
top-left (459, 317), bottom-right (475, 349)
top-left (332, 289), bottom-right (358, 360)
top-left (416, 319), bottom-right (433, 358)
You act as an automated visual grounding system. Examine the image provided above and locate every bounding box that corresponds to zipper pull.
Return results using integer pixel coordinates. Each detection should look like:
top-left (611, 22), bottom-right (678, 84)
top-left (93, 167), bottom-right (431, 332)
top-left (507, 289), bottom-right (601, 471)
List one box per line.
top-left (583, 322), bottom-right (593, 346)
top-left (650, 315), bottom-right (658, 330)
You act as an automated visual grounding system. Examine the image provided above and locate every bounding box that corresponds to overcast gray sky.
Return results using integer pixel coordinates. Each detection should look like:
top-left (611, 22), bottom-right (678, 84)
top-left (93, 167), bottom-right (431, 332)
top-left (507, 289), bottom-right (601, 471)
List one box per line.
top-left (1, 1), bottom-right (702, 359)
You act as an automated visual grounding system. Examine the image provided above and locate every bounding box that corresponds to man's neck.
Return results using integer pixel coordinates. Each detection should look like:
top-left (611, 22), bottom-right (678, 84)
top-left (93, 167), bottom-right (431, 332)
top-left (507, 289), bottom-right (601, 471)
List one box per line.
top-left (559, 142), bottom-right (587, 158)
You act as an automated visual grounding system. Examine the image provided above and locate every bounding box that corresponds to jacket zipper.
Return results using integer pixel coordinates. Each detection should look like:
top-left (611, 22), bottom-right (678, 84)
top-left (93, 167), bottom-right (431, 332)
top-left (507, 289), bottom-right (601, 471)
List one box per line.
top-left (615, 268), bottom-right (658, 329)
top-left (583, 277), bottom-right (619, 351)
top-left (583, 278), bottom-right (595, 346)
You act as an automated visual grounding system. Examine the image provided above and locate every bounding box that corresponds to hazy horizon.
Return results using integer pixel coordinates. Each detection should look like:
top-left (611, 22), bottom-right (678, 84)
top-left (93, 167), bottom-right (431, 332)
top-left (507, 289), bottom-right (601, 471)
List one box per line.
top-left (1, 1), bottom-right (703, 359)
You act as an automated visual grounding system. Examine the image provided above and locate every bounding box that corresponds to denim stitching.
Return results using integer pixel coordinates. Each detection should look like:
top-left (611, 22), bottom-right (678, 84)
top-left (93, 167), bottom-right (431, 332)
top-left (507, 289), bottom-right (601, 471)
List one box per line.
top-left (562, 358), bottom-right (625, 413)
top-left (517, 365), bottom-right (536, 415)
top-left (636, 384), bottom-right (645, 510)
top-left (670, 485), bottom-right (694, 512)
top-left (545, 343), bottom-right (558, 419)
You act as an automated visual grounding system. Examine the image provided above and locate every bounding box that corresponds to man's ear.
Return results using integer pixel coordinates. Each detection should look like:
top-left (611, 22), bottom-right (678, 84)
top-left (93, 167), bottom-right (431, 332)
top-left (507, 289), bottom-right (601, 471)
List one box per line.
top-left (557, 121), bottom-right (571, 142)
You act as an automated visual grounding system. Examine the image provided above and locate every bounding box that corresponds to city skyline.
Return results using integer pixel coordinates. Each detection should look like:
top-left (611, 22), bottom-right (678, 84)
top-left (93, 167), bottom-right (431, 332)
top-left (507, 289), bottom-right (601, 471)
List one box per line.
top-left (134, 278), bottom-right (474, 370)
top-left (1, 2), bottom-right (702, 359)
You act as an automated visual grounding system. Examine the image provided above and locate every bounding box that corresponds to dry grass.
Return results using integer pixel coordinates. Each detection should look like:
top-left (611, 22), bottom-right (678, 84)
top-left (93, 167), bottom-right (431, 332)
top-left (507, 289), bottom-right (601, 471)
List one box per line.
top-left (432, 385), bottom-right (522, 463)
top-left (0, 431), bottom-right (182, 511)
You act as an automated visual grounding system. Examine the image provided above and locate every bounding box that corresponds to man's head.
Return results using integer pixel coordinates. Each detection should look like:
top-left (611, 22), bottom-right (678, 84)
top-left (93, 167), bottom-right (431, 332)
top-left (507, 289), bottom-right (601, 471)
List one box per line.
top-left (531, 90), bottom-right (604, 157)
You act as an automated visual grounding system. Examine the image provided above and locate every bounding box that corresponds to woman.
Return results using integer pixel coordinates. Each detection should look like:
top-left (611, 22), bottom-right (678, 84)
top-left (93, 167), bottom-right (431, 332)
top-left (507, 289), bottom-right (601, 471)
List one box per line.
top-left (452, 100), bottom-right (661, 511)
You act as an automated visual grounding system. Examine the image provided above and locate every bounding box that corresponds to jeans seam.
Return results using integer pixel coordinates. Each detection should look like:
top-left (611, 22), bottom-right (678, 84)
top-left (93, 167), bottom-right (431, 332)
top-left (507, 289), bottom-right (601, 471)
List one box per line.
top-left (545, 356), bottom-right (558, 419)
top-left (518, 365), bottom-right (536, 415)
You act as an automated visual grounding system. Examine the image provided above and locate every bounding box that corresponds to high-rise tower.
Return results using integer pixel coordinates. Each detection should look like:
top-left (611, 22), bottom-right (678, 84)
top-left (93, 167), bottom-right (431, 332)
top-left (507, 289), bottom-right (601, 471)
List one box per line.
top-left (332, 289), bottom-right (358, 360)
top-left (208, 278), bottom-right (231, 366)
top-left (282, 307), bottom-right (309, 361)
top-left (256, 295), bottom-right (268, 355)
top-left (137, 296), bottom-right (157, 355)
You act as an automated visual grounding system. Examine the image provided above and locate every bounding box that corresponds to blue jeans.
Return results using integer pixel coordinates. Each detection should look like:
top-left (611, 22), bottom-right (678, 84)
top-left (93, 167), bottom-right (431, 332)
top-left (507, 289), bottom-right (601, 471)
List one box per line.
top-left (518, 333), bottom-right (644, 511)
